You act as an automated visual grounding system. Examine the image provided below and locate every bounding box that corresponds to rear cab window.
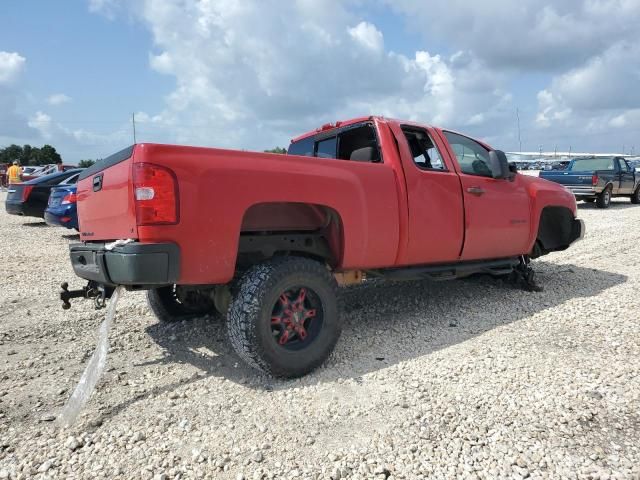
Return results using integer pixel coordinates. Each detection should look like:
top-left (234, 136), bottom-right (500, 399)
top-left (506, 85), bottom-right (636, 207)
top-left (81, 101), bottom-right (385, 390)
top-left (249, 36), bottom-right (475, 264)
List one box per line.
top-left (287, 123), bottom-right (382, 163)
top-left (287, 136), bottom-right (314, 157)
top-left (569, 158), bottom-right (615, 171)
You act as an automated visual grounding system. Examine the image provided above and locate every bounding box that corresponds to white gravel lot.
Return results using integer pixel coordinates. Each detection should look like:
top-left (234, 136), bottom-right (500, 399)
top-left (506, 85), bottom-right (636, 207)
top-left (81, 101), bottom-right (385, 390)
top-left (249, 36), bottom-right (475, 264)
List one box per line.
top-left (0, 190), bottom-right (639, 480)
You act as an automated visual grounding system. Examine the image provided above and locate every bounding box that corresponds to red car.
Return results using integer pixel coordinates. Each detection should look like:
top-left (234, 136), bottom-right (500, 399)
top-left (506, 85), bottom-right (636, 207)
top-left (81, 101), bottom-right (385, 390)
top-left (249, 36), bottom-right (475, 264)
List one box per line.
top-left (61, 116), bottom-right (584, 377)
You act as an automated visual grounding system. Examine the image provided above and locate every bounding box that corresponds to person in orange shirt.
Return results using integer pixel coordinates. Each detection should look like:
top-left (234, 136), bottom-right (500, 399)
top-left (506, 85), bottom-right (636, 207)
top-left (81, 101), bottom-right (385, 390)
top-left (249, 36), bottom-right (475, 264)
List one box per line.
top-left (7, 161), bottom-right (22, 184)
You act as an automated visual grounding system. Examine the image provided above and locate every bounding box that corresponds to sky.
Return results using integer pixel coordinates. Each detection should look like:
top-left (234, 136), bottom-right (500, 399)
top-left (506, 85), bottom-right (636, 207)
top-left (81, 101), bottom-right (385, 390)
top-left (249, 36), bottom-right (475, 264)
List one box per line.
top-left (1, 0), bottom-right (639, 163)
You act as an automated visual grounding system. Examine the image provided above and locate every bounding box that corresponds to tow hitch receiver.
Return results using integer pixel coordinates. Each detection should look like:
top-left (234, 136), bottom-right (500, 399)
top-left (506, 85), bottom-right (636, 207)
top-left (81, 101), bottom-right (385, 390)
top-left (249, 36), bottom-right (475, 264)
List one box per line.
top-left (60, 281), bottom-right (114, 310)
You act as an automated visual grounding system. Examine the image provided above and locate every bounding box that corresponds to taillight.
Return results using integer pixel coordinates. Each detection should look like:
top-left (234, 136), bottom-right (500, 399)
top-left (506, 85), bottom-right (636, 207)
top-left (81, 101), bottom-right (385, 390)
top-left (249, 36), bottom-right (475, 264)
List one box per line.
top-left (133, 163), bottom-right (179, 225)
top-left (592, 174), bottom-right (598, 186)
top-left (21, 186), bottom-right (34, 201)
top-left (61, 193), bottom-right (77, 204)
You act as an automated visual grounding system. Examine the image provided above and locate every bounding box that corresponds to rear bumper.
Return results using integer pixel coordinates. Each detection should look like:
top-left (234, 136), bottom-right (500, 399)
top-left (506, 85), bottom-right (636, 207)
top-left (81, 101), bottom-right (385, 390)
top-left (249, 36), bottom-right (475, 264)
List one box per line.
top-left (566, 185), bottom-right (599, 197)
top-left (45, 208), bottom-right (78, 229)
top-left (69, 242), bottom-right (180, 286)
top-left (5, 200), bottom-right (43, 218)
top-left (5, 201), bottom-right (25, 216)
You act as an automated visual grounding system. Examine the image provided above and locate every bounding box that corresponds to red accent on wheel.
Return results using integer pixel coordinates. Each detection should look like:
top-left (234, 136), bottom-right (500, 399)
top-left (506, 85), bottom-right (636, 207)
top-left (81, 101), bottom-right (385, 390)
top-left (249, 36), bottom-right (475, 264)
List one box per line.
top-left (271, 287), bottom-right (321, 348)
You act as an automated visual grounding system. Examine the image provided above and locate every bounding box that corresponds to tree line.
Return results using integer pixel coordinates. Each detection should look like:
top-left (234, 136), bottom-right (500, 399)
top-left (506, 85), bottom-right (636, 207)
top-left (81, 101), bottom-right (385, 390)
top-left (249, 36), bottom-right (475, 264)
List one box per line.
top-left (0, 144), bottom-right (62, 166)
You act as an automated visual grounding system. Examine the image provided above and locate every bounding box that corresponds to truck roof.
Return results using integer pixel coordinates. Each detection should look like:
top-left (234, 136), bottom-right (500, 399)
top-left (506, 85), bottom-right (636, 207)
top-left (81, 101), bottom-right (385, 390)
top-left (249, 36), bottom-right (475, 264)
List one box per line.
top-left (289, 116), bottom-right (446, 145)
top-left (290, 116), bottom-right (376, 143)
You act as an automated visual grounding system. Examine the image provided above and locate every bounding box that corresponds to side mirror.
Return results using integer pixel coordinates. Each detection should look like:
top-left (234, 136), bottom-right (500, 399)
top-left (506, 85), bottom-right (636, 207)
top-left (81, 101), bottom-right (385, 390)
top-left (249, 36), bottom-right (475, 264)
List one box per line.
top-left (488, 150), bottom-right (514, 180)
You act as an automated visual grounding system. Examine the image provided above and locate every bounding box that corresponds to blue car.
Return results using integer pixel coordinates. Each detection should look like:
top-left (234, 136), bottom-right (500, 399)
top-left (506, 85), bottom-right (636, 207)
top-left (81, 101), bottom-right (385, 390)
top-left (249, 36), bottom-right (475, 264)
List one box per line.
top-left (44, 173), bottom-right (80, 229)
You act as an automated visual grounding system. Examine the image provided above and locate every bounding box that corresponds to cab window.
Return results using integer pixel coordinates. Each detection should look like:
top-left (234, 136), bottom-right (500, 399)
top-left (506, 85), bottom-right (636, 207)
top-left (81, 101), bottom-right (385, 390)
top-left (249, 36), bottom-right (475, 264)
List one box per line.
top-left (617, 158), bottom-right (631, 172)
top-left (337, 124), bottom-right (381, 162)
top-left (443, 131), bottom-right (492, 177)
top-left (401, 127), bottom-right (445, 170)
top-left (287, 136), bottom-right (314, 156)
top-left (316, 136), bottom-right (337, 159)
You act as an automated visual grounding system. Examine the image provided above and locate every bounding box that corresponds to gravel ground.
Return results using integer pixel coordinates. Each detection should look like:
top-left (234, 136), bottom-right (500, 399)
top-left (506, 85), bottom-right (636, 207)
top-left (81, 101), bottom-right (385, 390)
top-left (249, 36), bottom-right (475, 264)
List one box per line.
top-left (1, 191), bottom-right (639, 480)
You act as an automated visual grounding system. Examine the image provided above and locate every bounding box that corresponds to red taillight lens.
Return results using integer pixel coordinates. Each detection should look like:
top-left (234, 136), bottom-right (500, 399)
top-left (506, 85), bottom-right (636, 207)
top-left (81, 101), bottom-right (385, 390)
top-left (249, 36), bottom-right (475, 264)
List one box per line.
top-left (133, 163), bottom-right (179, 225)
top-left (592, 174), bottom-right (598, 186)
top-left (61, 193), bottom-right (77, 204)
top-left (21, 185), bottom-right (34, 201)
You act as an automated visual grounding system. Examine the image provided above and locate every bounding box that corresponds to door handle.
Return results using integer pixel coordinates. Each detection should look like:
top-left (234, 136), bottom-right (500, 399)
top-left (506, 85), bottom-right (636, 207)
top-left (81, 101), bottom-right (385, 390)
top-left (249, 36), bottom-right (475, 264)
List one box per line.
top-left (93, 174), bottom-right (103, 192)
top-left (466, 186), bottom-right (485, 196)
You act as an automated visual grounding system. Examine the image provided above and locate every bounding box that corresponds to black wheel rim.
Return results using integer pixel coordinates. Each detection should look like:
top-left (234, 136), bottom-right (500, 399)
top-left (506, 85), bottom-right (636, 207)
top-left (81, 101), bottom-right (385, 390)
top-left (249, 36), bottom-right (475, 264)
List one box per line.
top-left (270, 287), bottom-right (323, 351)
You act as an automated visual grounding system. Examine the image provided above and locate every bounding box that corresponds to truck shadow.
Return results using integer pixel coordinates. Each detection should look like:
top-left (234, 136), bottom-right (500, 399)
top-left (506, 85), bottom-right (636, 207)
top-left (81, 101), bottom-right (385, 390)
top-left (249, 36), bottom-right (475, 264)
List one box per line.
top-left (102, 261), bottom-right (626, 420)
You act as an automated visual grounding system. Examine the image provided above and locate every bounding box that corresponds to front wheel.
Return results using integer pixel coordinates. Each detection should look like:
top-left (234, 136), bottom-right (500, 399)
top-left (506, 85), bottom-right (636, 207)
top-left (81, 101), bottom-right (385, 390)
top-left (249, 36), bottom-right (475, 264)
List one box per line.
top-left (227, 257), bottom-right (340, 378)
top-left (147, 285), bottom-right (216, 323)
top-left (596, 187), bottom-right (612, 209)
top-left (631, 186), bottom-right (640, 204)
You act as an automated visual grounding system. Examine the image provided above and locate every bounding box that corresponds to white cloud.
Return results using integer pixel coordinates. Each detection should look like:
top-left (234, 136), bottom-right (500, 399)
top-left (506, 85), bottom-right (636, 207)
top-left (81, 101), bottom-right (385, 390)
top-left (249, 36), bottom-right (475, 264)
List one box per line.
top-left (83, 0), bottom-right (514, 152)
top-left (348, 22), bottom-right (384, 52)
top-left (386, 0), bottom-right (640, 71)
top-left (47, 93), bottom-right (72, 106)
top-left (0, 51), bottom-right (26, 85)
top-left (609, 114), bottom-right (627, 128)
top-left (547, 42), bottom-right (640, 112)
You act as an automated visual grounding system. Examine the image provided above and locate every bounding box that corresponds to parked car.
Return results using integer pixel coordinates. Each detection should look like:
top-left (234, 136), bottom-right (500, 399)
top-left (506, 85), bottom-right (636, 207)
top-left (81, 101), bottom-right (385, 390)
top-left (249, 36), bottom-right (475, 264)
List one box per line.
top-left (21, 164), bottom-right (75, 182)
top-left (539, 156), bottom-right (640, 208)
top-left (61, 116), bottom-right (584, 378)
top-left (5, 169), bottom-right (83, 218)
top-left (44, 173), bottom-right (80, 229)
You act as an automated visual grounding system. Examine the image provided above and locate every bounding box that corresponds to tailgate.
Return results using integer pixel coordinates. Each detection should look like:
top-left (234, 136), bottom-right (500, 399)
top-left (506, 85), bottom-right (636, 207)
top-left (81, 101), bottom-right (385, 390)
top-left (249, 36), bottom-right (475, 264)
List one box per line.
top-left (540, 171), bottom-right (593, 186)
top-left (77, 146), bottom-right (138, 240)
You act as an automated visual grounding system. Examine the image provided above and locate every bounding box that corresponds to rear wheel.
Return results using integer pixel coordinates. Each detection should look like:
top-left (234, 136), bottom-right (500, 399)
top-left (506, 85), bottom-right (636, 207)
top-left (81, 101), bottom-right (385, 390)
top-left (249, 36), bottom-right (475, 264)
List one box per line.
top-left (147, 285), bottom-right (216, 323)
top-left (227, 257), bottom-right (340, 378)
top-left (583, 198), bottom-right (595, 203)
top-left (596, 187), bottom-right (612, 209)
top-left (631, 186), bottom-right (640, 204)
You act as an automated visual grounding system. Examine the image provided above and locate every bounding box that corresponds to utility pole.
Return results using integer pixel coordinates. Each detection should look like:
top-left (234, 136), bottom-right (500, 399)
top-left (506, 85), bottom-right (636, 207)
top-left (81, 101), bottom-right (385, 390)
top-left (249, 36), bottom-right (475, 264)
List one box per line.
top-left (568, 146), bottom-right (572, 158)
top-left (132, 113), bottom-right (137, 144)
top-left (516, 108), bottom-right (522, 152)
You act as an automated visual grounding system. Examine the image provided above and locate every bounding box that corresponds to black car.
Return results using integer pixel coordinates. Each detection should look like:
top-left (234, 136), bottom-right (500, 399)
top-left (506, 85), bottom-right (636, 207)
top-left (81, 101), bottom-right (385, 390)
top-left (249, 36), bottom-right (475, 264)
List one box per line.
top-left (5, 169), bottom-right (83, 218)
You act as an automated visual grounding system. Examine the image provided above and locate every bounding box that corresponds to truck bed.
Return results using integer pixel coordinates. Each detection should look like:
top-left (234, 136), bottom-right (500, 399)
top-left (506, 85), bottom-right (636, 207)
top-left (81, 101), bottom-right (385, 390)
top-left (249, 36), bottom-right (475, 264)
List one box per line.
top-left (76, 143), bottom-right (402, 284)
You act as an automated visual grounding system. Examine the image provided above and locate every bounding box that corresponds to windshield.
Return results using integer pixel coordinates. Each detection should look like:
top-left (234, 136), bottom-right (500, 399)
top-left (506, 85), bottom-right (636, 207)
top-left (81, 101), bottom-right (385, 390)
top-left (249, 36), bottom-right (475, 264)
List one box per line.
top-left (569, 158), bottom-right (614, 171)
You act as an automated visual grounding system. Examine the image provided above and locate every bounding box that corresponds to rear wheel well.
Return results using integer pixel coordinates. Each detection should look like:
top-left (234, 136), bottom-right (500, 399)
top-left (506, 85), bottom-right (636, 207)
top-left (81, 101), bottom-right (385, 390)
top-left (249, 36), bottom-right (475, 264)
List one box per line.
top-left (236, 202), bottom-right (344, 269)
top-left (532, 206), bottom-right (575, 258)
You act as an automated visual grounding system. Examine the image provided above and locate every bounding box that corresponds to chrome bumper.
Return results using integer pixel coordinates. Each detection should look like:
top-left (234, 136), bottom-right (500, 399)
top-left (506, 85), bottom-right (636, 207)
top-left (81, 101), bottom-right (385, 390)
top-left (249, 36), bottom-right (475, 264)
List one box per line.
top-left (566, 185), bottom-right (598, 196)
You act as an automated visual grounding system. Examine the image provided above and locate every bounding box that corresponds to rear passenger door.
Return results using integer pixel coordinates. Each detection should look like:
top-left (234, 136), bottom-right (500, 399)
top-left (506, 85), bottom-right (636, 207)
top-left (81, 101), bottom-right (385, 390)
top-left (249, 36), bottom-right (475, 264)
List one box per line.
top-left (396, 126), bottom-right (465, 264)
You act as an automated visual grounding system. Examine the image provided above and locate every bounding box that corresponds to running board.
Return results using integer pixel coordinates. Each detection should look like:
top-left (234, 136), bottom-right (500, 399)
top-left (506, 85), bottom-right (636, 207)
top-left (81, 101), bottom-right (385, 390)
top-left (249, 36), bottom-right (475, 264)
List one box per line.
top-left (374, 258), bottom-right (520, 282)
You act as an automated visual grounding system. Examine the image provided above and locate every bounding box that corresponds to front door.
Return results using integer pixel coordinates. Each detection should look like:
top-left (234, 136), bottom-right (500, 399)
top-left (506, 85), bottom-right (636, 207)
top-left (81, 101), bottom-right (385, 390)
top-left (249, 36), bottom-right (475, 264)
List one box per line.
top-left (617, 158), bottom-right (635, 194)
top-left (441, 131), bottom-right (531, 260)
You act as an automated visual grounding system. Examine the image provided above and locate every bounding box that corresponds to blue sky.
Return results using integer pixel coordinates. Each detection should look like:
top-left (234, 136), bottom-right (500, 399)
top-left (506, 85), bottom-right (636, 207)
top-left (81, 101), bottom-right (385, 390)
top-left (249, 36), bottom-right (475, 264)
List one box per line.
top-left (1, 1), bottom-right (639, 162)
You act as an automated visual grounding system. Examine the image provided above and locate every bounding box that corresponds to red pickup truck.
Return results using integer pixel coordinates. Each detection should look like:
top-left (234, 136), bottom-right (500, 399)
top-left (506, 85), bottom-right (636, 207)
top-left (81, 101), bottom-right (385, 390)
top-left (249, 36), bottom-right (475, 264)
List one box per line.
top-left (62, 116), bottom-right (584, 377)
